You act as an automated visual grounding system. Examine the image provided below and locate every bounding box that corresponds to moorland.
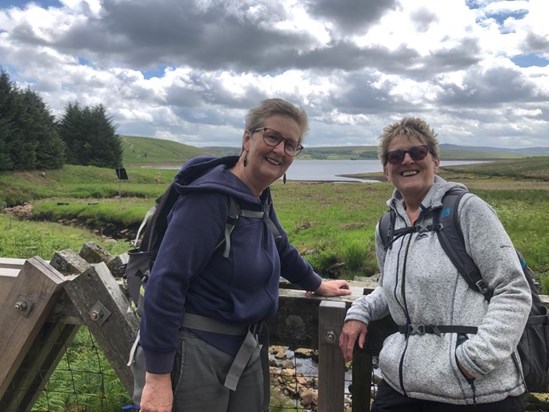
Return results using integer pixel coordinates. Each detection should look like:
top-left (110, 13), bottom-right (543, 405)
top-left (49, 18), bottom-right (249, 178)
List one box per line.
top-left (1, 136), bottom-right (548, 289)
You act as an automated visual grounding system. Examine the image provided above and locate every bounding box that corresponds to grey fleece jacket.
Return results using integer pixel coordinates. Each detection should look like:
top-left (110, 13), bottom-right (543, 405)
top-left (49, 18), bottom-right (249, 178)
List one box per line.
top-left (345, 176), bottom-right (532, 405)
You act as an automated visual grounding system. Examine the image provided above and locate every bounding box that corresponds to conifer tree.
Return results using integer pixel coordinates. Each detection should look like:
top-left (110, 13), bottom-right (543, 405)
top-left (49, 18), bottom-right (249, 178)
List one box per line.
top-left (58, 102), bottom-right (123, 168)
top-left (0, 70), bottom-right (15, 170)
top-left (0, 68), bottom-right (64, 170)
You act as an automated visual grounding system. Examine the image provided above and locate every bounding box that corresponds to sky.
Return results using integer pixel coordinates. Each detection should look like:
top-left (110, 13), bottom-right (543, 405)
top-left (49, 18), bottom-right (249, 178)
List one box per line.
top-left (1, 0), bottom-right (548, 149)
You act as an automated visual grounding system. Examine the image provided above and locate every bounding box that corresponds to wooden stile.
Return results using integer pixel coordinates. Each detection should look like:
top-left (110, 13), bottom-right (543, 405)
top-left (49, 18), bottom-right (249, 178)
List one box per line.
top-left (0, 257), bottom-right (68, 400)
top-left (63, 262), bottom-right (140, 394)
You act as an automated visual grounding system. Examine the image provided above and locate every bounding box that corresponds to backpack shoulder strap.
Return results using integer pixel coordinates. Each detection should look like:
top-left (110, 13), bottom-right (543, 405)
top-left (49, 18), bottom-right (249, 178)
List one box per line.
top-left (378, 208), bottom-right (416, 251)
top-left (132, 205), bottom-right (157, 247)
top-left (436, 188), bottom-right (493, 300)
top-left (378, 210), bottom-right (393, 251)
top-left (219, 197), bottom-right (241, 258)
top-left (140, 183), bottom-right (180, 255)
top-left (219, 196), bottom-right (282, 258)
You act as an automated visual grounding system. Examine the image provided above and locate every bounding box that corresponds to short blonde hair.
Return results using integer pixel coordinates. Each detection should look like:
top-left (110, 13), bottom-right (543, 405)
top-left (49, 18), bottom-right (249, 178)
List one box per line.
top-left (378, 117), bottom-right (440, 165)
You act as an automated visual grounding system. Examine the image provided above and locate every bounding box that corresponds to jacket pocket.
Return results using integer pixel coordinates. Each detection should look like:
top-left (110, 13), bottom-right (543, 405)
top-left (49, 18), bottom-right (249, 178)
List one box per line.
top-left (455, 333), bottom-right (475, 383)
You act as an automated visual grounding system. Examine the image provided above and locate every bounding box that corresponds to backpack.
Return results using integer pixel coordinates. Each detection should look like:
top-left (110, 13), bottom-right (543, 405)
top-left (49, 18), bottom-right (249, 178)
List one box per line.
top-left (378, 187), bottom-right (549, 393)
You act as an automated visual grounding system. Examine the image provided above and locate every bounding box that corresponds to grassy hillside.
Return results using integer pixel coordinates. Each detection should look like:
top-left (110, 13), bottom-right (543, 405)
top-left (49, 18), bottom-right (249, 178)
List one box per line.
top-left (128, 134), bottom-right (549, 164)
top-left (342, 156), bottom-right (549, 182)
top-left (121, 135), bottom-right (223, 166)
top-left (440, 156), bottom-right (549, 180)
top-left (0, 164), bottom-right (177, 207)
top-left (205, 144), bottom-right (528, 161)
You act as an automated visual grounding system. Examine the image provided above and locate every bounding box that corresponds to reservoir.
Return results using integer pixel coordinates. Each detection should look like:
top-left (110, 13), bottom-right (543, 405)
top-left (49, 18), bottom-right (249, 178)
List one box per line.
top-left (285, 159), bottom-right (488, 182)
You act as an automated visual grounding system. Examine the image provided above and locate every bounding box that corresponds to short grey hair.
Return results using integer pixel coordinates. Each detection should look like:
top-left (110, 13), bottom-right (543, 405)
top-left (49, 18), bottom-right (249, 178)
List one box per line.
top-left (245, 98), bottom-right (309, 142)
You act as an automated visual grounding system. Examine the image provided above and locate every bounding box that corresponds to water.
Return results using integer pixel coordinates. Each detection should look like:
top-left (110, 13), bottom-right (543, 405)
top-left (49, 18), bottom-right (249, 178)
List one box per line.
top-left (285, 159), bottom-right (489, 182)
top-left (164, 159), bottom-right (489, 182)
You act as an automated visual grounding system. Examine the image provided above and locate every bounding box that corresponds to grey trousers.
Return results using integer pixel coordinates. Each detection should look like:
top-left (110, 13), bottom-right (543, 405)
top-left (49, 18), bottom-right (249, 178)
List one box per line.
top-left (172, 329), bottom-right (264, 412)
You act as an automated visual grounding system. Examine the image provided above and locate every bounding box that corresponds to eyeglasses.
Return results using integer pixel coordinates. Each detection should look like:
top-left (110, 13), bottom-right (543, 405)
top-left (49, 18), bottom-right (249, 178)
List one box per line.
top-left (384, 145), bottom-right (430, 165)
top-left (252, 127), bottom-right (304, 157)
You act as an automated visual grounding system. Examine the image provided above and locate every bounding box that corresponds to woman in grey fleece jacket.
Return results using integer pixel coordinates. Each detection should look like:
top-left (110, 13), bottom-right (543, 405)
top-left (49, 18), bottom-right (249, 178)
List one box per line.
top-left (339, 117), bottom-right (532, 411)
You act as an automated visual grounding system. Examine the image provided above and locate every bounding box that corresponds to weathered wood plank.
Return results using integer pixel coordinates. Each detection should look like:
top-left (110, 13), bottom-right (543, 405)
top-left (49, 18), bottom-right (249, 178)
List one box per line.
top-left (63, 262), bottom-right (140, 394)
top-left (351, 348), bottom-right (373, 412)
top-left (0, 258), bottom-right (25, 303)
top-left (0, 320), bottom-right (79, 412)
top-left (318, 300), bottom-right (346, 412)
top-left (267, 289), bottom-right (351, 348)
top-left (0, 257), bottom-right (67, 399)
top-left (0, 257), bottom-right (26, 270)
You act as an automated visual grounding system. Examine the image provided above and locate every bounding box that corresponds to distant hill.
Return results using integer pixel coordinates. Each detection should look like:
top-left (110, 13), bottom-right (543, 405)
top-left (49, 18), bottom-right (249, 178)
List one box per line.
top-left (439, 144), bottom-right (549, 159)
top-left (121, 135), bottom-right (224, 166)
top-left (121, 135), bottom-right (549, 166)
top-left (205, 143), bottom-right (549, 160)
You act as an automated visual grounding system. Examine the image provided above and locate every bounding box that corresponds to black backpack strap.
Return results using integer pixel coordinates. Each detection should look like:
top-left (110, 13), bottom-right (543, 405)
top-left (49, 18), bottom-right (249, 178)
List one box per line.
top-left (436, 188), bottom-right (492, 300)
top-left (141, 183), bottom-right (181, 256)
top-left (378, 211), bottom-right (392, 250)
top-left (378, 209), bottom-right (417, 251)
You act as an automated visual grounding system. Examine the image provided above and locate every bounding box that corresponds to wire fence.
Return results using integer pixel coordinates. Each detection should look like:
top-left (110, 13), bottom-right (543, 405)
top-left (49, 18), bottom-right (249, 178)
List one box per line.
top-left (30, 328), bottom-right (129, 412)
top-left (22, 328), bottom-right (357, 412)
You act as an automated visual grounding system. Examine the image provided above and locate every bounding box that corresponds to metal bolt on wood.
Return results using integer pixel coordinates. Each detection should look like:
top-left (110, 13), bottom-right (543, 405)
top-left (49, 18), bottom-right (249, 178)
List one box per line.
top-left (14, 301), bottom-right (27, 311)
top-left (90, 310), bottom-right (103, 321)
top-left (325, 330), bottom-right (336, 343)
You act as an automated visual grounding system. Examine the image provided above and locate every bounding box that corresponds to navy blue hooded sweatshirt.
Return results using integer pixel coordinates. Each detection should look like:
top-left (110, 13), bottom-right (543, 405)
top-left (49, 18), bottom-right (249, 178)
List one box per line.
top-left (140, 155), bottom-right (323, 374)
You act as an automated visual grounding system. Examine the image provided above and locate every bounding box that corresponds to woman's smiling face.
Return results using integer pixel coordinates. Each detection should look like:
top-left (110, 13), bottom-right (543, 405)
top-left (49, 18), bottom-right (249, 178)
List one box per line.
top-left (243, 114), bottom-right (301, 187)
top-left (384, 134), bottom-right (440, 202)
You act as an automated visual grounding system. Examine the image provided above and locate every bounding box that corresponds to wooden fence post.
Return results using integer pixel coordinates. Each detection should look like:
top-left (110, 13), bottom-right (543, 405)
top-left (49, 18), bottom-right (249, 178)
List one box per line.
top-left (63, 262), bottom-right (140, 394)
top-left (0, 257), bottom-right (68, 401)
top-left (0, 258), bottom-right (25, 305)
top-left (351, 346), bottom-right (373, 412)
top-left (318, 300), bottom-right (347, 412)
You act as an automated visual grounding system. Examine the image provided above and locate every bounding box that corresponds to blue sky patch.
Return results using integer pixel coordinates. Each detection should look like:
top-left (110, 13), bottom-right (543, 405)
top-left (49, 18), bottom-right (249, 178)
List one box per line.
top-left (511, 54), bottom-right (549, 68)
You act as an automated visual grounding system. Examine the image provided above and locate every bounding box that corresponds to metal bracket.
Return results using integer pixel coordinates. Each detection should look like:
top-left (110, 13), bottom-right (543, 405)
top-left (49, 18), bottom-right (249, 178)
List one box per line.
top-left (14, 296), bottom-right (34, 317)
top-left (89, 301), bottom-right (111, 326)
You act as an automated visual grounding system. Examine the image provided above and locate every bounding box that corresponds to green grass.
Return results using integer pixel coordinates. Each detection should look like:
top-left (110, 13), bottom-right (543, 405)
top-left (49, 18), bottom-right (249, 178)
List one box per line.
top-left (441, 156), bottom-right (549, 181)
top-left (2, 159), bottom-right (548, 281)
top-left (32, 328), bottom-right (130, 412)
top-left (0, 213), bottom-right (130, 260)
top-left (0, 164), bottom-right (178, 206)
top-left (120, 135), bottom-right (222, 166)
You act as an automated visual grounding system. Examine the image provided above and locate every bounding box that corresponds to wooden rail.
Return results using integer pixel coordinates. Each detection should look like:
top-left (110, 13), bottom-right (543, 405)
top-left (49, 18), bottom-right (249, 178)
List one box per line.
top-left (1, 254), bottom-right (547, 412)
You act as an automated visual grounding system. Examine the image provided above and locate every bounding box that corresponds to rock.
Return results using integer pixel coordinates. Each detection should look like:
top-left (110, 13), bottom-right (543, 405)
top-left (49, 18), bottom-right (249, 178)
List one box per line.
top-left (283, 359), bottom-right (294, 369)
top-left (108, 252), bottom-right (128, 277)
top-left (295, 347), bottom-right (316, 358)
top-left (300, 388), bottom-right (318, 409)
top-left (79, 242), bottom-right (114, 264)
top-left (2, 202), bottom-right (33, 219)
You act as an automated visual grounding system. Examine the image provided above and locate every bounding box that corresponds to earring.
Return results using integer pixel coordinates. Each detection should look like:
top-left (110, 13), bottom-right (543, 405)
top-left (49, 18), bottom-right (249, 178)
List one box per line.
top-left (243, 152), bottom-right (248, 167)
top-left (283, 173), bottom-right (286, 184)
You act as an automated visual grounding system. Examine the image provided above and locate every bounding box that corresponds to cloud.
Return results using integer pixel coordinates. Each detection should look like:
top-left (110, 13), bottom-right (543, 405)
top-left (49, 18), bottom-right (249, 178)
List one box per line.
top-left (0, 0), bottom-right (548, 148)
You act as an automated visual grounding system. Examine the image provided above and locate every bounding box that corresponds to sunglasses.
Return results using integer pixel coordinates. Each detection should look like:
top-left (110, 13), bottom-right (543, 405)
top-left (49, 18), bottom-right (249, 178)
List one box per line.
top-left (384, 145), bottom-right (430, 165)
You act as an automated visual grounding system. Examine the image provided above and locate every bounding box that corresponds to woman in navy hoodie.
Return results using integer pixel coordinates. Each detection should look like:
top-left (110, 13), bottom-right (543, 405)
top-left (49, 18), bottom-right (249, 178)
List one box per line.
top-left (138, 98), bottom-right (351, 412)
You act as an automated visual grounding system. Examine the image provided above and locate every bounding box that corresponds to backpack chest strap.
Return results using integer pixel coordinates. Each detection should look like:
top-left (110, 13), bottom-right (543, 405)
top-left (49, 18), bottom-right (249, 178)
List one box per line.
top-left (397, 324), bottom-right (478, 336)
top-left (240, 209), bottom-right (281, 238)
top-left (221, 200), bottom-right (282, 258)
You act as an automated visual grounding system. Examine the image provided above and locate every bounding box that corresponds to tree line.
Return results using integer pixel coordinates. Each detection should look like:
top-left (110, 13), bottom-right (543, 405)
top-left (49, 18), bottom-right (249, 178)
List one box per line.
top-left (0, 68), bottom-right (123, 171)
